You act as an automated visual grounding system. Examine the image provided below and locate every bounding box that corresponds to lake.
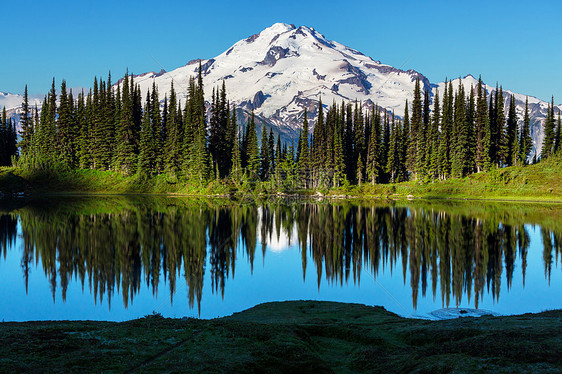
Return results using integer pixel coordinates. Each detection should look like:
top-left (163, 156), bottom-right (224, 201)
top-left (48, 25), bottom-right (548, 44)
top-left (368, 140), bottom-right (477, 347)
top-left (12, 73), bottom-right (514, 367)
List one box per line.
top-left (0, 196), bottom-right (561, 321)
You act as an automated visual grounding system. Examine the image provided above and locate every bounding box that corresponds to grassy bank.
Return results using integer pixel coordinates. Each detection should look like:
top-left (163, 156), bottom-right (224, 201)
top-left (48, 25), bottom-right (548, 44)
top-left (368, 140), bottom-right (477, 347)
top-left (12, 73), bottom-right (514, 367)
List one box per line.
top-left (1, 301), bottom-right (560, 373)
top-left (1, 154), bottom-right (561, 202)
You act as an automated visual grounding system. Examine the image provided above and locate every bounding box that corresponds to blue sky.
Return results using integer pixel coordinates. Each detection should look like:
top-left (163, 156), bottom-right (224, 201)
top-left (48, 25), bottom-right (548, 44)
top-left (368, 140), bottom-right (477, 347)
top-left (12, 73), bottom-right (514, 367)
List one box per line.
top-left (2, 0), bottom-right (561, 103)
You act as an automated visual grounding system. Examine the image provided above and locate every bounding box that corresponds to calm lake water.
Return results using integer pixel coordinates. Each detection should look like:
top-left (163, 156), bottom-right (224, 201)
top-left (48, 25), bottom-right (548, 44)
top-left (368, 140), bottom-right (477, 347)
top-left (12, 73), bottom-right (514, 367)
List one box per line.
top-left (0, 196), bottom-right (561, 321)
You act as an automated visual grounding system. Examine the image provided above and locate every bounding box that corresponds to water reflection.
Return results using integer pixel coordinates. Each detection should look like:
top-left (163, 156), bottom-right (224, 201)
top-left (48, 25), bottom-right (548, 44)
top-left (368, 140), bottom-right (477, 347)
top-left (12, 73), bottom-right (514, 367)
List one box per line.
top-left (0, 198), bottom-right (561, 314)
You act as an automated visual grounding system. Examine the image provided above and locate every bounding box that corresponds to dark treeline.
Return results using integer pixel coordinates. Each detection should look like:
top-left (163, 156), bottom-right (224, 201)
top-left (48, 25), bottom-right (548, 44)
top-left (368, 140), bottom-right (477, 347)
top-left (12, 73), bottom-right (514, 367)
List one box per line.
top-left (304, 78), bottom-right (561, 188)
top-left (1, 201), bottom-right (560, 312)
top-left (13, 66), bottom-right (297, 185)
top-left (0, 106), bottom-right (18, 166)
top-left (8, 71), bottom-right (561, 189)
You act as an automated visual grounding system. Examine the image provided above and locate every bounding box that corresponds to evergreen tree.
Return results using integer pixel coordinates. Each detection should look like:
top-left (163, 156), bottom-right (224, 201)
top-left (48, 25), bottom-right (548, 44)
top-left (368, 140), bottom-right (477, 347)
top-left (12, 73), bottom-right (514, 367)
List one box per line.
top-left (260, 123), bottom-right (270, 180)
top-left (438, 80), bottom-right (453, 179)
top-left (451, 82), bottom-right (470, 177)
top-left (408, 79), bottom-right (422, 176)
top-left (427, 90), bottom-right (440, 178)
top-left (208, 82), bottom-right (230, 178)
top-left (475, 77), bottom-right (489, 172)
top-left (245, 111), bottom-right (260, 178)
top-left (19, 85), bottom-right (32, 155)
top-left (164, 81), bottom-right (181, 174)
top-left (386, 113), bottom-right (401, 183)
top-left (519, 97), bottom-right (533, 165)
top-left (554, 110), bottom-right (561, 154)
top-left (541, 97), bottom-right (556, 159)
top-left (343, 102), bottom-right (354, 181)
top-left (297, 109), bottom-right (311, 187)
top-left (230, 117), bottom-right (242, 180)
top-left (505, 96), bottom-right (518, 166)
top-left (77, 90), bottom-right (92, 169)
top-left (311, 98), bottom-right (325, 186)
top-left (225, 102), bottom-right (236, 176)
top-left (381, 109), bottom-right (390, 183)
top-left (332, 127), bottom-right (345, 187)
top-left (353, 101), bottom-right (365, 183)
top-left (57, 79), bottom-right (75, 167)
top-left (115, 72), bottom-right (138, 174)
top-left (495, 86), bottom-right (506, 166)
top-left (138, 101), bottom-right (153, 177)
top-left (366, 107), bottom-right (381, 184)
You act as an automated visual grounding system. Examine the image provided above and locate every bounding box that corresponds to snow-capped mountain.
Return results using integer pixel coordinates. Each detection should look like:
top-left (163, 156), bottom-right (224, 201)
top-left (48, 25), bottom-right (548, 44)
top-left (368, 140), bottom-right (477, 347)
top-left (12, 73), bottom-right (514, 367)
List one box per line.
top-left (127, 23), bottom-right (558, 154)
top-left (130, 23), bottom-right (431, 139)
top-left (4, 23), bottom-right (560, 155)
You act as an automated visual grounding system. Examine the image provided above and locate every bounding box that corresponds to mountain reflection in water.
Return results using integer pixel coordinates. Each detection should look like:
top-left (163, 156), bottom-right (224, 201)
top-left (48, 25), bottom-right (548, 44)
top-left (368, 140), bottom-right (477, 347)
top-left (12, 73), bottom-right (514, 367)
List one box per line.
top-left (0, 197), bottom-right (561, 318)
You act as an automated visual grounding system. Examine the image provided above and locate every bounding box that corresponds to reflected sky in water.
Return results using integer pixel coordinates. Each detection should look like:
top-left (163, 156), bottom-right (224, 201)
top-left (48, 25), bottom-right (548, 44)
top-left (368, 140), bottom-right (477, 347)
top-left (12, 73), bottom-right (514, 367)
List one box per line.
top-left (0, 197), bottom-right (561, 321)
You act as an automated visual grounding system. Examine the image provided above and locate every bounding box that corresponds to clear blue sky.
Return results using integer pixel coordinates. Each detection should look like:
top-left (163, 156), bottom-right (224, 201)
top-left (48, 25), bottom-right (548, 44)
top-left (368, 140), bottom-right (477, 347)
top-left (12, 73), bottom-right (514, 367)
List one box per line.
top-left (2, 0), bottom-right (561, 103)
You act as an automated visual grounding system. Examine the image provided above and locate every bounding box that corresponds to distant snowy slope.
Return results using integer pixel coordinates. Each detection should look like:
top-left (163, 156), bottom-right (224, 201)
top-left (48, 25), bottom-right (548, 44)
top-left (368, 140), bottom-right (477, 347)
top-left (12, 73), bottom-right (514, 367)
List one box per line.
top-left (130, 23), bottom-right (431, 138)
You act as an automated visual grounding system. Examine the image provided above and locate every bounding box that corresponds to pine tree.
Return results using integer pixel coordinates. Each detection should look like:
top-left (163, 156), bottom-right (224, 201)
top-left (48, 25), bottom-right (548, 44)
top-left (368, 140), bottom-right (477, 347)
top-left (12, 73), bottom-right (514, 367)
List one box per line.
top-left (311, 98), bottom-right (325, 186)
top-left (466, 85), bottom-right (476, 171)
top-left (381, 109), bottom-right (390, 183)
top-left (260, 123), bottom-right (270, 180)
top-left (408, 79), bottom-right (422, 177)
top-left (57, 80), bottom-right (75, 167)
top-left (19, 85), bottom-right (33, 156)
top-left (332, 127), bottom-right (345, 187)
top-left (164, 81), bottom-right (181, 174)
top-left (77, 90), bottom-right (91, 169)
top-left (505, 96), bottom-right (518, 166)
top-left (519, 97), bottom-right (533, 165)
top-left (426, 90), bottom-right (440, 178)
top-left (115, 72), bottom-right (138, 174)
top-left (230, 117), bottom-right (242, 180)
top-left (353, 101), bottom-right (365, 184)
top-left (297, 109), bottom-right (311, 187)
top-left (495, 86), bottom-right (506, 166)
top-left (245, 111), bottom-right (260, 179)
top-left (343, 102), bottom-right (354, 181)
top-left (554, 110), bottom-right (561, 154)
top-left (208, 82), bottom-right (230, 178)
top-left (386, 113), bottom-right (400, 183)
top-left (225, 102), bottom-right (236, 176)
top-left (366, 107), bottom-right (381, 184)
top-left (475, 77), bottom-right (488, 172)
top-left (138, 101), bottom-right (153, 178)
top-left (541, 97), bottom-right (556, 159)
top-left (268, 128), bottom-right (275, 178)
top-left (452, 81), bottom-right (470, 177)
top-left (438, 80), bottom-right (453, 179)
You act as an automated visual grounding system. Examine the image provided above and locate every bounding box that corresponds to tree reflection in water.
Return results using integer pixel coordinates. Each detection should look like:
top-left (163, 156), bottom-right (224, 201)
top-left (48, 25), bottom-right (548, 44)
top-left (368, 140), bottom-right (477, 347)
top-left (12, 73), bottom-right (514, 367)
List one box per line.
top-left (0, 198), bottom-right (560, 313)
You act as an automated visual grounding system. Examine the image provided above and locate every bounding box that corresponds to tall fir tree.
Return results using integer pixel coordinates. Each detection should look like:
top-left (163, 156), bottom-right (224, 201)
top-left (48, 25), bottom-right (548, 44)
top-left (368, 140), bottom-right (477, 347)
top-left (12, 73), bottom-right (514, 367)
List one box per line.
top-left (366, 106), bottom-right (381, 184)
top-left (475, 77), bottom-right (489, 172)
top-left (554, 110), bottom-right (561, 154)
top-left (19, 85), bottom-right (32, 156)
top-left (451, 81), bottom-right (470, 177)
top-left (259, 123), bottom-right (270, 180)
top-left (519, 97), bottom-right (533, 165)
top-left (297, 109), bottom-right (311, 187)
top-left (428, 90), bottom-right (440, 178)
top-left (386, 113), bottom-right (401, 183)
top-left (541, 97), bottom-right (556, 159)
top-left (505, 95), bottom-right (518, 166)
top-left (245, 110), bottom-right (260, 178)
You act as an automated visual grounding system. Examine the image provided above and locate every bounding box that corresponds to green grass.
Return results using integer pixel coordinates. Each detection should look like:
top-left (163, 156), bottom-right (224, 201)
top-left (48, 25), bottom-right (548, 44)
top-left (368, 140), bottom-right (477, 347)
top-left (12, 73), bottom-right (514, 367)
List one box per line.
top-left (1, 301), bottom-right (560, 373)
top-left (1, 154), bottom-right (561, 202)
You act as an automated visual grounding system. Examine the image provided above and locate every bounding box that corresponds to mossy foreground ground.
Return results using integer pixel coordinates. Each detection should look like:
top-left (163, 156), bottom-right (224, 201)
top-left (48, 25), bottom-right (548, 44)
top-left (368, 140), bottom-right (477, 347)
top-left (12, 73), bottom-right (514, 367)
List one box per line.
top-left (1, 301), bottom-right (561, 373)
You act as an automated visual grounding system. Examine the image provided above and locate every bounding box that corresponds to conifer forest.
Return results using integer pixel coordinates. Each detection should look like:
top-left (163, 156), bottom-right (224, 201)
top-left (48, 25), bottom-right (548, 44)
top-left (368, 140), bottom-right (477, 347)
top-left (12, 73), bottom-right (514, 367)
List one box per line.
top-left (3, 64), bottom-right (562, 190)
